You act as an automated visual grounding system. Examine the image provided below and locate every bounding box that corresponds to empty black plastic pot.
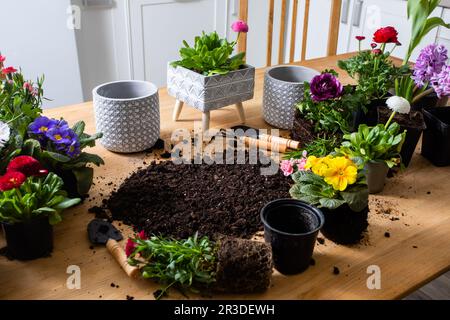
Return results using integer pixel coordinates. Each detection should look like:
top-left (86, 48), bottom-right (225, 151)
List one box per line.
top-left (260, 199), bottom-right (324, 275)
top-left (2, 216), bottom-right (53, 260)
top-left (422, 107), bottom-right (450, 166)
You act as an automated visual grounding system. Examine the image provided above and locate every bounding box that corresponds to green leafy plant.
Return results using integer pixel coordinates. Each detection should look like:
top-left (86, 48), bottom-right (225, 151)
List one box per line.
top-left (0, 172), bottom-right (80, 225)
top-left (171, 31), bottom-right (245, 76)
top-left (338, 50), bottom-right (408, 101)
top-left (404, 0), bottom-right (450, 63)
top-left (0, 71), bottom-right (45, 137)
top-left (128, 233), bottom-right (217, 299)
top-left (289, 156), bottom-right (368, 212)
top-left (298, 80), bottom-right (362, 135)
top-left (337, 122), bottom-right (406, 168)
top-left (284, 136), bottom-right (340, 159)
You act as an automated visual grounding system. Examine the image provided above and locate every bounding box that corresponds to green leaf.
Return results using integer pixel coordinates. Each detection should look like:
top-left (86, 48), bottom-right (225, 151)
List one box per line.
top-left (72, 166), bottom-right (94, 195)
top-left (42, 150), bottom-right (71, 163)
top-left (319, 198), bottom-right (346, 209)
top-left (341, 188), bottom-right (369, 212)
top-left (71, 121), bottom-right (85, 136)
top-left (54, 198), bottom-right (81, 210)
top-left (48, 212), bottom-right (63, 225)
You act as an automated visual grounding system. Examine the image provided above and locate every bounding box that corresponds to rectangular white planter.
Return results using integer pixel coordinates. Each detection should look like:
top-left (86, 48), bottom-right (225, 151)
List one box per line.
top-left (167, 63), bottom-right (255, 112)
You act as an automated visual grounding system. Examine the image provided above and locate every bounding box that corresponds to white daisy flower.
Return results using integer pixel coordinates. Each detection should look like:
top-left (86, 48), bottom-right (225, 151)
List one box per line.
top-left (386, 96), bottom-right (411, 114)
top-left (0, 120), bottom-right (11, 149)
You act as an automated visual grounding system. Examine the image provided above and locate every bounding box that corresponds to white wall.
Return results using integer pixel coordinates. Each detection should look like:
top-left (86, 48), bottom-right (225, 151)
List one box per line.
top-left (0, 0), bottom-right (83, 108)
top-left (71, 0), bottom-right (132, 101)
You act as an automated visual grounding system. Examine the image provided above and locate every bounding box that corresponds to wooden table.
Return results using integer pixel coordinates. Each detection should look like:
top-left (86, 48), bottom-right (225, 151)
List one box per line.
top-left (1, 53), bottom-right (450, 300)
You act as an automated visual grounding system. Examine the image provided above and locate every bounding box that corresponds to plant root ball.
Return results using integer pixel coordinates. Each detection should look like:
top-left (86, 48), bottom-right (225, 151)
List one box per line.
top-left (214, 236), bottom-right (273, 293)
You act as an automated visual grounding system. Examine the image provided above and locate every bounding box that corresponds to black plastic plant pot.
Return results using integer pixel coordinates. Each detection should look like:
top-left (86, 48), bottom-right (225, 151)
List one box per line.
top-left (1, 216), bottom-right (53, 260)
top-left (260, 199), bottom-right (324, 275)
top-left (320, 204), bottom-right (369, 245)
top-left (411, 91), bottom-right (439, 112)
top-left (352, 98), bottom-right (386, 130)
top-left (422, 107), bottom-right (450, 166)
top-left (377, 106), bottom-right (426, 167)
top-left (401, 125), bottom-right (425, 167)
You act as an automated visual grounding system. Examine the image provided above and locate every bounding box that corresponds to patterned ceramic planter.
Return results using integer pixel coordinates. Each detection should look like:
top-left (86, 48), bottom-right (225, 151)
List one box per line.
top-left (167, 63), bottom-right (255, 112)
top-left (263, 65), bottom-right (319, 129)
top-left (93, 80), bottom-right (160, 153)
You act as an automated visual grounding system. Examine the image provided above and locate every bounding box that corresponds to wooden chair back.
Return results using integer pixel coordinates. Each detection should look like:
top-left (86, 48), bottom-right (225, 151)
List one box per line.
top-left (238, 0), bottom-right (342, 66)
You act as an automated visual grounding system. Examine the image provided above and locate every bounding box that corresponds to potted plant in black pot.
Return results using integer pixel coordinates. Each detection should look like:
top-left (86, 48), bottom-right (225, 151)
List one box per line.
top-left (0, 156), bottom-right (80, 260)
top-left (0, 57), bottom-right (104, 198)
top-left (422, 106), bottom-right (450, 166)
top-left (289, 155), bottom-right (369, 245)
top-left (338, 27), bottom-right (408, 128)
top-left (337, 108), bottom-right (406, 194)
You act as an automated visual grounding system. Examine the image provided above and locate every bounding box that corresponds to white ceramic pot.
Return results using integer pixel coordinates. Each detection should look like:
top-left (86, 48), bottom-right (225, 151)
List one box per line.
top-left (93, 80), bottom-right (160, 153)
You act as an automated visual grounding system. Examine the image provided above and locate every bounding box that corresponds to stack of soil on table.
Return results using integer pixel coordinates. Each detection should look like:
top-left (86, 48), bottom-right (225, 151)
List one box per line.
top-left (104, 159), bottom-right (291, 240)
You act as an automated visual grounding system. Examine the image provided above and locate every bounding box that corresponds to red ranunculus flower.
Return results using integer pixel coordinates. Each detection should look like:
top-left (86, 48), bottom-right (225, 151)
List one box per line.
top-left (0, 55), bottom-right (5, 63)
top-left (7, 156), bottom-right (48, 177)
top-left (370, 43), bottom-right (377, 48)
top-left (373, 26), bottom-right (398, 44)
top-left (1, 66), bottom-right (17, 75)
top-left (355, 36), bottom-right (365, 41)
top-left (0, 171), bottom-right (26, 191)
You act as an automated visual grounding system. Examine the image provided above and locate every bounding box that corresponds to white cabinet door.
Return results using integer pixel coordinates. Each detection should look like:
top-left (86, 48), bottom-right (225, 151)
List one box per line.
top-left (129, 0), bottom-right (227, 86)
top-left (346, 0), bottom-right (443, 61)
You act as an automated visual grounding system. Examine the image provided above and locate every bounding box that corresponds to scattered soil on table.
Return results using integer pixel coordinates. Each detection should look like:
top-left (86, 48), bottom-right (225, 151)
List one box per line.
top-left (333, 266), bottom-right (340, 275)
top-left (310, 258), bottom-right (316, 266)
top-left (317, 237), bottom-right (325, 245)
top-left (384, 232), bottom-right (391, 238)
top-left (214, 236), bottom-right (273, 293)
top-left (103, 158), bottom-right (291, 239)
top-left (126, 295), bottom-right (134, 300)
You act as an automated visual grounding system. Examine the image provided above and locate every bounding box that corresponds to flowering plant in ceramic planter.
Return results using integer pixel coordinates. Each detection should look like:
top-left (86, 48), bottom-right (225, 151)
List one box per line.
top-left (167, 21), bottom-right (254, 128)
top-left (0, 156), bottom-right (80, 225)
top-left (0, 55), bottom-right (104, 197)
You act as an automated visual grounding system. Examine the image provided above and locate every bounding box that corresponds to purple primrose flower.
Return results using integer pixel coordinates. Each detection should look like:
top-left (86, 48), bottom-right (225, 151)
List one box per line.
top-left (28, 116), bottom-right (59, 135)
top-left (310, 73), bottom-right (343, 102)
top-left (413, 44), bottom-right (448, 87)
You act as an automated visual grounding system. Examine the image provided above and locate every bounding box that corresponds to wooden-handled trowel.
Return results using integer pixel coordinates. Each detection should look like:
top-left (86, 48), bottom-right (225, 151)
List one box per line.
top-left (87, 219), bottom-right (140, 278)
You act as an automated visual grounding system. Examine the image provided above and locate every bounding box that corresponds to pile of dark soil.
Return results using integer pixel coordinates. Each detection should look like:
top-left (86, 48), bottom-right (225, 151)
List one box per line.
top-left (214, 236), bottom-right (273, 293)
top-left (104, 160), bottom-right (291, 239)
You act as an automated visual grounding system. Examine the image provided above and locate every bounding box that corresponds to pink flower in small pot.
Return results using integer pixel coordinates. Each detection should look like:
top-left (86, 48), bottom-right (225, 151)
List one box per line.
top-left (1, 66), bottom-right (17, 75)
top-left (231, 20), bottom-right (249, 33)
top-left (280, 160), bottom-right (294, 176)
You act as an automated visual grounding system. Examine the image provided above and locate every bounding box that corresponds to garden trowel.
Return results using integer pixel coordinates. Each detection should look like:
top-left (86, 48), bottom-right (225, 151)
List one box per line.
top-left (87, 219), bottom-right (140, 278)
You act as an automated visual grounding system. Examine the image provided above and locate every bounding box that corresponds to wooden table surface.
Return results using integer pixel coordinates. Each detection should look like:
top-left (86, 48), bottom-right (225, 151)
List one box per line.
top-left (1, 53), bottom-right (450, 300)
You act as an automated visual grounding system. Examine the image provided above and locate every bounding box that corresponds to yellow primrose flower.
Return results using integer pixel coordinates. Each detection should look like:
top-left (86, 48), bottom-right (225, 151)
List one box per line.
top-left (306, 156), bottom-right (329, 176)
top-left (323, 156), bottom-right (358, 191)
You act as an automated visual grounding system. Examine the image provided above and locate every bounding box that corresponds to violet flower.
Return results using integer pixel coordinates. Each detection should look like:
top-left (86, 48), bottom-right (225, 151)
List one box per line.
top-left (413, 44), bottom-right (448, 87)
top-left (310, 73), bottom-right (343, 102)
top-left (431, 65), bottom-right (450, 98)
top-left (28, 116), bottom-right (59, 135)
